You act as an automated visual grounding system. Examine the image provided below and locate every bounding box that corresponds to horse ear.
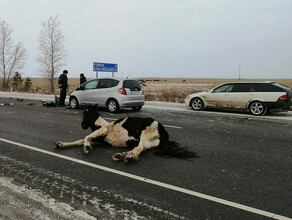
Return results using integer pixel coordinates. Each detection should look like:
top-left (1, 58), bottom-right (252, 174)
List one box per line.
top-left (84, 104), bottom-right (95, 112)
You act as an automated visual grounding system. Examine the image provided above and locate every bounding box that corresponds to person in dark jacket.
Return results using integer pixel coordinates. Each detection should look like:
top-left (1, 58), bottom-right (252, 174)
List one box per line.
top-left (80, 73), bottom-right (87, 85)
top-left (58, 70), bottom-right (68, 106)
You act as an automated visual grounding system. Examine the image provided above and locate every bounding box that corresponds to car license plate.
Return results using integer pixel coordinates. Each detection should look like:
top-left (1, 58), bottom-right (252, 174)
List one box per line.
top-left (131, 91), bottom-right (140, 95)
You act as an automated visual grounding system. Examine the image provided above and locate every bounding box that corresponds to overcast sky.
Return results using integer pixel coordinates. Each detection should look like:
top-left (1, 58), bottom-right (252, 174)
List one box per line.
top-left (1, 0), bottom-right (291, 79)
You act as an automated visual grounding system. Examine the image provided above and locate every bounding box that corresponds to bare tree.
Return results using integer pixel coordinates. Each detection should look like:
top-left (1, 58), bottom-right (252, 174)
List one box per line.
top-left (38, 15), bottom-right (66, 92)
top-left (0, 21), bottom-right (27, 88)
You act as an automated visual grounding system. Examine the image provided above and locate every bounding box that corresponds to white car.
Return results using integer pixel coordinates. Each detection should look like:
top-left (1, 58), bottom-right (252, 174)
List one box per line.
top-left (69, 78), bottom-right (145, 113)
top-left (185, 81), bottom-right (292, 116)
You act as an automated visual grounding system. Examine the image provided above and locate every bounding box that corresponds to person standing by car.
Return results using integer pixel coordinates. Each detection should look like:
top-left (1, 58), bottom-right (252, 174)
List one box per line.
top-left (80, 73), bottom-right (87, 85)
top-left (58, 70), bottom-right (68, 106)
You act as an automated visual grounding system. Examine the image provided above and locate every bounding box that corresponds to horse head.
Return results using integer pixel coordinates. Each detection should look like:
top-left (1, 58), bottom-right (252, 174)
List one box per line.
top-left (81, 105), bottom-right (100, 130)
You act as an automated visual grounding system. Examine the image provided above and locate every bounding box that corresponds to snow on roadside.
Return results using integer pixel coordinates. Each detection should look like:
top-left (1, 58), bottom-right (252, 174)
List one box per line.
top-left (0, 175), bottom-right (96, 220)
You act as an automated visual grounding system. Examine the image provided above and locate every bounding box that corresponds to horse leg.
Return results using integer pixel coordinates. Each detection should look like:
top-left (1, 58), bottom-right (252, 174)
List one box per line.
top-left (55, 139), bottom-right (84, 149)
top-left (83, 127), bottom-right (108, 154)
top-left (112, 151), bottom-right (129, 161)
top-left (112, 121), bottom-right (160, 163)
top-left (56, 139), bottom-right (102, 149)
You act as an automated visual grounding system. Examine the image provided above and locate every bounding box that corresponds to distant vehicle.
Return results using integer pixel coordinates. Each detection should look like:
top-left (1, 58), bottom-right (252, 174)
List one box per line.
top-left (185, 81), bottom-right (292, 116)
top-left (69, 78), bottom-right (145, 113)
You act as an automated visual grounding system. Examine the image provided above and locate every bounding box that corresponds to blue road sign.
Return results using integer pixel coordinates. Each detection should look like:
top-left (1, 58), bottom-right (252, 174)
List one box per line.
top-left (93, 62), bottom-right (118, 72)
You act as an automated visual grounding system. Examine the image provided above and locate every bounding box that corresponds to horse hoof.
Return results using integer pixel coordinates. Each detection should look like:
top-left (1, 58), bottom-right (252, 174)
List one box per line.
top-left (55, 141), bottom-right (62, 149)
top-left (112, 153), bottom-right (123, 161)
top-left (83, 145), bottom-right (92, 154)
top-left (124, 154), bottom-right (137, 163)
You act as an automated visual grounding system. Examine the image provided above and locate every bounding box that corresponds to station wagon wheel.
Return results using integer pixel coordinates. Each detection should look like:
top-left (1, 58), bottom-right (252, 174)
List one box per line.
top-left (190, 97), bottom-right (204, 111)
top-left (131, 106), bottom-right (142, 111)
top-left (249, 101), bottom-right (266, 116)
top-left (69, 97), bottom-right (79, 109)
top-left (107, 99), bottom-right (119, 113)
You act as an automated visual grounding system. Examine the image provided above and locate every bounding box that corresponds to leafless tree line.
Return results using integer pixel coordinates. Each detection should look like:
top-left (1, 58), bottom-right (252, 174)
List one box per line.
top-left (0, 21), bottom-right (27, 88)
top-left (0, 15), bottom-right (66, 92)
top-left (38, 15), bottom-right (67, 92)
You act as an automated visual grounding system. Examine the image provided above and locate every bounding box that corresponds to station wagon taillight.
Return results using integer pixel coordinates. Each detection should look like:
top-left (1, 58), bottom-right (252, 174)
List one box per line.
top-left (278, 95), bottom-right (287, 100)
top-left (118, 88), bottom-right (127, 95)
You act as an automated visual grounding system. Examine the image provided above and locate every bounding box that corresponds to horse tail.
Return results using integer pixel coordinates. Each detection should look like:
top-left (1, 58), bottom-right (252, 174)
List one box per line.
top-left (153, 124), bottom-right (198, 159)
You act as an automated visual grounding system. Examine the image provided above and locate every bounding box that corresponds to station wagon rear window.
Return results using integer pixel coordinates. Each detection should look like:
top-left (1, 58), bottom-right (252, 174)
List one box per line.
top-left (252, 83), bottom-right (284, 92)
top-left (123, 80), bottom-right (142, 91)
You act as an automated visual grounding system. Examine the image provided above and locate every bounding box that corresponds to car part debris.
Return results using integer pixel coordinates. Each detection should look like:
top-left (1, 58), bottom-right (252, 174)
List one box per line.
top-left (40, 100), bottom-right (56, 107)
top-left (40, 96), bottom-right (60, 107)
top-left (55, 95), bottom-right (60, 106)
top-left (0, 103), bottom-right (14, 106)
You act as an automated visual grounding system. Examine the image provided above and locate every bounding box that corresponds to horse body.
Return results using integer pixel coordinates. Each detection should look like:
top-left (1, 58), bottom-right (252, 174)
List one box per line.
top-left (56, 105), bottom-right (197, 163)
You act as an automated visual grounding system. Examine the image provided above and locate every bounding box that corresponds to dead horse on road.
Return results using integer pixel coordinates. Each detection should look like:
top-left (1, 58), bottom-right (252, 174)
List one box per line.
top-left (55, 105), bottom-right (197, 163)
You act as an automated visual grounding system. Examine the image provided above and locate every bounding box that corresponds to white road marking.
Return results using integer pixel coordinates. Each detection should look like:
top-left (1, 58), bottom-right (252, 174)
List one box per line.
top-left (163, 125), bottom-right (182, 129)
top-left (0, 137), bottom-right (290, 220)
top-left (104, 117), bottom-right (182, 129)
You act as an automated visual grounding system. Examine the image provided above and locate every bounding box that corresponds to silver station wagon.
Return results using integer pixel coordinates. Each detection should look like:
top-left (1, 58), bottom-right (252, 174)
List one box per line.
top-left (69, 78), bottom-right (145, 113)
top-left (185, 81), bottom-right (292, 116)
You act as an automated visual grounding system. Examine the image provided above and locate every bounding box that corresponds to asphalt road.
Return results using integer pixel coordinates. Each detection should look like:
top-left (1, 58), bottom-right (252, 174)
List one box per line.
top-left (0, 96), bottom-right (292, 220)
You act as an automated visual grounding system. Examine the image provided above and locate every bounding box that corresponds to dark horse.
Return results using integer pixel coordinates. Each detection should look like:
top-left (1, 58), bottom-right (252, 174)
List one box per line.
top-left (56, 105), bottom-right (197, 163)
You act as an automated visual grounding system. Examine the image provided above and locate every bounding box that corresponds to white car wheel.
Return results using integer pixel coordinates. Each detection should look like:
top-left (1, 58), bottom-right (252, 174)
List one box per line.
top-left (107, 99), bottom-right (119, 113)
top-left (249, 101), bottom-right (266, 116)
top-left (131, 106), bottom-right (142, 111)
top-left (190, 97), bottom-right (204, 111)
top-left (69, 97), bottom-right (79, 109)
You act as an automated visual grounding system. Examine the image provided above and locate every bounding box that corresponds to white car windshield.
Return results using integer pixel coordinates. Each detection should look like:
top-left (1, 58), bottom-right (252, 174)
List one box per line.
top-left (213, 84), bottom-right (233, 93)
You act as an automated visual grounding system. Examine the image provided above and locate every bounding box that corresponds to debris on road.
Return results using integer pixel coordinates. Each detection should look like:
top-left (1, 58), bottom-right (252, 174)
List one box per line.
top-left (40, 100), bottom-right (56, 107)
top-left (0, 103), bottom-right (14, 106)
top-left (40, 95), bottom-right (60, 107)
